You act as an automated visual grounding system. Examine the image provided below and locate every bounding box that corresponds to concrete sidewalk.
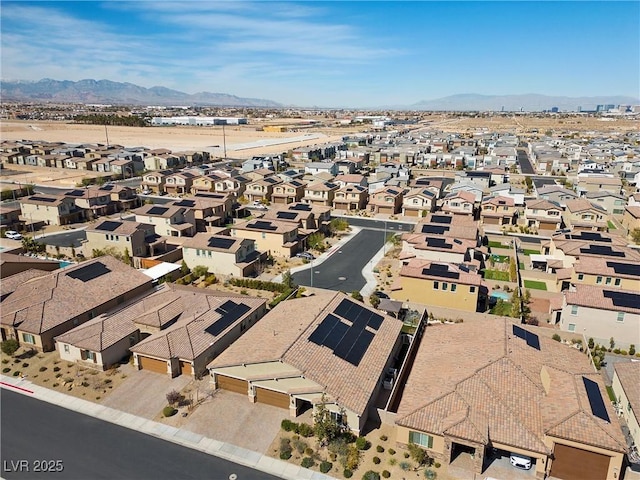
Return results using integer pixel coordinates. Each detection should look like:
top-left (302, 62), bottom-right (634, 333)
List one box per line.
top-left (0, 375), bottom-right (335, 480)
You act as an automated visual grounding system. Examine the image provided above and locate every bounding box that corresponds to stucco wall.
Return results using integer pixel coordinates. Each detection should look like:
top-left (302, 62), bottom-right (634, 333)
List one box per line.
top-left (397, 276), bottom-right (478, 312)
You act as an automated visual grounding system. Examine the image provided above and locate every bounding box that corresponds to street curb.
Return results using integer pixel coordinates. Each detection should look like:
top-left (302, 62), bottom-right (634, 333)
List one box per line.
top-left (0, 375), bottom-right (336, 480)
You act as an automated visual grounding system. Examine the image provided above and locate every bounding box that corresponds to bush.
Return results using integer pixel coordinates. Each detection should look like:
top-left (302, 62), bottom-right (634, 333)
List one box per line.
top-left (279, 450), bottom-right (292, 460)
top-left (424, 469), bottom-right (437, 479)
top-left (373, 457), bottom-right (381, 464)
top-left (399, 461), bottom-right (411, 470)
top-left (281, 419), bottom-right (297, 432)
top-left (355, 436), bottom-right (370, 450)
top-left (53, 366), bottom-right (61, 372)
top-left (404, 452), bottom-right (410, 459)
top-left (621, 350), bottom-right (628, 356)
top-left (388, 448), bottom-right (396, 455)
top-left (552, 333), bottom-right (561, 342)
top-left (292, 437), bottom-right (307, 454)
top-left (614, 348), bottom-right (621, 354)
top-left (344, 469), bottom-right (353, 478)
top-left (1, 339), bottom-right (19, 356)
top-left (434, 462), bottom-right (441, 468)
top-left (22, 363), bottom-right (29, 368)
top-left (376, 445), bottom-right (384, 453)
top-left (162, 406), bottom-right (177, 417)
top-left (319, 461), bottom-right (332, 473)
top-left (380, 434), bottom-right (388, 441)
top-left (388, 458), bottom-right (397, 466)
top-left (304, 447), bottom-right (314, 456)
top-left (279, 438), bottom-right (292, 459)
top-left (13, 371), bottom-right (20, 376)
top-left (408, 442), bottom-right (430, 465)
top-left (2, 367), bottom-right (11, 373)
top-left (301, 457), bottom-right (315, 468)
top-left (229, 278), bottom-right (289, 293)
top-left (630, 344), bottom-right (636, 356)
top-left (362, 471), bottom-right (380, 480)
top-left (39, 366), bottom-right (47, 372)
top-left (1, 359), bottom-right (8, 364)
top-left (297, 422), bottom-right (314, 438)
top-left (382, 471), bottom-right (390, 478)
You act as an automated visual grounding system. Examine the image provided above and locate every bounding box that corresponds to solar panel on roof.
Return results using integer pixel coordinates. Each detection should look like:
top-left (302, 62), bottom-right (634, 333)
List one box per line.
top-left (526, 332), bottom-right (540, 350)
top-left (208, 237), bottom-right (236, 250)
top-left (247, 221), bottom-right (277, 231)
top-left (583, 376), bottom-right (610, 422)
top-left (605, 261), bottom-right (640, 277)
top-left (290, 203), bottom-right (312, 211)
top-left (431, 215), bottom-right (452, 224)
top-left (367, 312), bottom-right (384, 331)
top-left (387, 189), bottom-right (399, 195)
top-left (603, 290), bottom-right (639, 309)
top-left (65, 189), bottom-right (85, 197)
top-left (174, 199), bottom-right (195, 207)
top-left (66, 262), bottom-right (111, 282)
top-left (277, 211), bottom-right (298, 220)
top-left (148, 206), bottom-right (169, 215)
top-left (421, 225), bottom-right (449, 235)
top-left (206, 301), bottom-right (252, 336)
top-left (344, 329), bottom-right (375, 366)
top-left (322, 318), bottom-right (350, 350)
top-left (29, 196), bottom-right (57, 203)
top-left (580, 245), bottom-right (624, 257)
top-left (96, 221), bottom-right (122, 232)
top-left (577, 232), bottom-right (608, 242)
top-left (333, 298), bottom-right (352, 318)
top-left (333, 322), bottom-right (366, 359)
top-left (308, 314), bottom-right (340, 345)
top-left (512, 324), bottom-right (526, 339)
top-left (422, 266), bottom-right (459, 279)
top-left (425, 238), bottom-right (452, 249)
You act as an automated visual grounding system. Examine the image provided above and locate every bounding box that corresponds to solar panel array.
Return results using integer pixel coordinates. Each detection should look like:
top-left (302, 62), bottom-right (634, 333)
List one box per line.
top-left (424, 237), bottom-right (453, 249)
top-left (148, 206), bottom-right (169, 216)
top-left (277, 211), bottom-right (298, 220)
top-left (603, 290), bottom-right (639, 309)
top-left (606, 261), bottom-right (640, 277)
top-left (65, 189), bottom-right (85, 197)
top-left (29, 196), bottom-right (57, 203)
top-left (208, 237), bottom-right (236, 250)
top-left (576, 232), bottom-right (609, 242)
top-left (579, 245), bottom-right (624, 257)
top-left (308, 298), bottom-right (384, 366)
top-left (290, 203), bottom-right (311, 211)
top-left (421, 224), bottom-right (449, 235)
top-left (66, 262), bottom-right (112, 282)
top-left (95, 221), bottom-right (122, 232)
top-left (431, 215), bottom-right (452, 224)
top-left (174, 199), bottom-right (196, 207)
top-left (247, 220), bottom-right (277, 231)
top-left (421, 263), bottom-right (459, 279)
top-left (205, 300), bottom-right (252, 336)
top-left (512, 324), bottom-right (541, 350)
top-left (582, 376), bottom-right (610, 422)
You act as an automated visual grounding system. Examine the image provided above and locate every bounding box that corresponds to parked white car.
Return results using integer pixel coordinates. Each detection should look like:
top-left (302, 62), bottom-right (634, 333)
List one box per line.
top-left (510, 453), bottom-right (532, 470)
top-left (4, 230), bottom-right (22, 240)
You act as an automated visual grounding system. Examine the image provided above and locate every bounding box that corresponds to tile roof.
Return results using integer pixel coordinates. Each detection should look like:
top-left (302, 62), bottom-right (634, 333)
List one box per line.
top-left (209, 291), bottom-right (403, 416)
top-left (0, 256), bottom-right (153, 335)
top-left (396, 318), bottom-right (626, 454)
top-left (564, 284), bottom-right (640, 314)
top-left (565, 198), bottom-right (606, 213)
top-left (400, 259), bottom-right (482, 286)
top-left (182, 233), bottom-right (244, 253)
top-left (573, 257), bottom-right (639, 280)
top-left (54, 309), bottom-right (138, 352)
top-left (0, 269), bottom-right (49, 300)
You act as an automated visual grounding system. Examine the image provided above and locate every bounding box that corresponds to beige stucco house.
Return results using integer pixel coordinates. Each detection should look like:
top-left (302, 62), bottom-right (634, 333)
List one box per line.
top-left (231, 218), bottom-right (301, 258)
top-left (182, 233), bottom-right (265, 277)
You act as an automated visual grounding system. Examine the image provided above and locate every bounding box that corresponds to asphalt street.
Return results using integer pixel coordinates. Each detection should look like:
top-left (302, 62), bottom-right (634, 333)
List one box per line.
top-left (0, 390), bottom-right (280, 480)
top-left (338, 216), bottom-right (415, 233)
top-left (292, 228), bottom-right (386, 292)
top-left (516, 148), bottom-right (535, 174)
top-left (36, 230), bottom-right (86, 247)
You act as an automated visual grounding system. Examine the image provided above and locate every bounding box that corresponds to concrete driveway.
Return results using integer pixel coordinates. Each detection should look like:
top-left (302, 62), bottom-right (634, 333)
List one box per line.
top-left (102, 368), bottom-right (192, 418)
top-left (181, 390), bottom-right (288, 454)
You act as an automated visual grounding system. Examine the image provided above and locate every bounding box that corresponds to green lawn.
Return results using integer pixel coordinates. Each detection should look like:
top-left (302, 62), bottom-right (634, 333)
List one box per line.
top-left (488, 241), bottom-right (508, 248)
top-left (522, 249), bottom-right (540, 256)
top-left (606, 386), bottom-right (617, 403)
top-left (484, 270), bottom-right (510, 281)
top-left (524, 280), bottom-right (547, 290)
top-left (519, 262), bottom-right (525, 270)
top-left (607, 221), bottom-right (617, 230)
top-left (490, 300), bottom-right (513, 316)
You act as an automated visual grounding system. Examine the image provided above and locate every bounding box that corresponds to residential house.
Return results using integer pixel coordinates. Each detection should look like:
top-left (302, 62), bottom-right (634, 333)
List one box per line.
top-left (401, 188), bottom-right (436, 218)
top-left (231, 218), bottom-right (301, 258)
top-left (141, 170), bottom-right (172, 195)
top-left (561, 284), bottom-right (639, 349)
top-left (164, 171), bottom-right (197, 196)
top-left (84, 219), bottom-right (158, 258)
top-left (0, 206), bottom-right (22, 231)
top-left (612, 363), bottom-right (640, 450)
top-left (455, 171), bottom-right (492, 190)
top-left (394, 318), bottom-right (627, 480)
top-left (368, 187), bottom-right (405, 215)
top-left (271, 180), bottom-right (306, 205)
top-left (537, 185), bottom-right (579, 208)
top-left (304, 162), bottom-right (339, 176)
top-left (303, 181), bottom-right (340, 207)
top-left (523, 199), bottom-right (563, 233)
top-left (542, 231), bottom-right (640, 269)
top-left (182, 233), bottom-right (265, 277)
top-left (208, 291), bottom-right (404, 434)
top-left (563, 199), bottom-right (608, 231)
top-left (263, 202), bottom-right (331, 233)
top-left (441, 191), bottom-right (476, 217)
top-left (409, 177), bottom-right (449, 198)
top-left (19, 194), bottom-right (82, 226)
top-left (488, 184), bottom-right (525, 206)
top-left (0, 253), bottom-right (60, 279)
top-left (585, 192), bottom-right (627, 216)
top-left (143, 153), bottom-right (182, 171)
top-left (133, 203), bottom-right (195, 237)
top-left (243, 168), bottom-right (276, 182)
top-left (96, 184), bottom-right (140, 212)
top-left (622, 206), bottom-right (640, 233)
top-left (191, 174), bottom-right (225, 194)
top-left (333, 185), bottom-right (368, 211)
top-left (0, 256), bottom-right (153, 351)
top-left (64, 188), bottom-right (112, 220)
top-left (171, 197), bottom-right (232, 231)
top-left (577, 176), bottom-right (622, 196)
top-left (244, 176), bottom-right (282, 203)
top-left (480, 196), bottom-right (517, 228)
top-left (572, 257), bottom-right (640, 292)
top-left (334, 174), bottom-right (367, 188)
top-left (394, 259), bottom-right (485, 312)
top-left (448, 181), bottom-right (484, 202)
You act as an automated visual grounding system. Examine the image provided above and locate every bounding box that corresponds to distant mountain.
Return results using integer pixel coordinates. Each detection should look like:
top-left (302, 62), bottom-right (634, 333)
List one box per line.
top-left (411, 93), bottom-right (639, 112)
top-left (0, 79), bottom-right (283, 107)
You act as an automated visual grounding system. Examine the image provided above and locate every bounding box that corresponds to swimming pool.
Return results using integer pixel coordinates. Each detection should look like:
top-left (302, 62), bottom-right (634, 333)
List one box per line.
top-left (490, 291), bottom-right (511, 300)
top-left (59, 261), bottom-right (74, 268)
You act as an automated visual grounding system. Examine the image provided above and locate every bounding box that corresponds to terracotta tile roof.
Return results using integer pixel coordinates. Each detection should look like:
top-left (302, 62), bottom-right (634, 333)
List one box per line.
top-left (614, 362), bottom-right (640, 423)
top-left (400, 258), bottom-right (482, 286)
top-left (87, 220), bottom-right (149, 236)
top-left (565, 284), bottom-right (640, 314)
top-left (565, 198), bottom-right (605, 213)
top-left (445, 191), bottom-right (476, 203)
top-left (182, 233), bottom-right (244, 253)
top-left (0, 256), bottom-right (153, 334)
top-left (396, 317), bottom-right (626, 454)
top-left (54, 311), bottom-right (138, 352)
top-left (482, 196), bottom-right (515, 207)
top-left (526, 199), bottom-right (561, 211)
top-left (209, 291), bottom-right (403, 416)
top-left (574, 257), bottom-right (639, 280)
top-left (0, 269), bottom-right (49, 300)
top-left (233, 218), bottom-right (297, 235)
top-left (626, 206), bottom-right (640, 219)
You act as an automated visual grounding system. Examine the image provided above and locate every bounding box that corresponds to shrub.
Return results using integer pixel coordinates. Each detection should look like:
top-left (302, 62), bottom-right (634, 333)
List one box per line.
top-left (13, 359), bottom-right (20, 364)
top-left (13, 371), bottom-right (20, 376)
top-left (355, 436), bottom-right (370, 450)
top-left (343, 444), bottom-right (360, 471)
top-left (614, 348), bottom-right (621, 354)
top-left (399, 461), bottom-right (411, 470)
top-left (330, 453), bottom-right (337, 462)
top-left (81, 381), bottom-right (89, 387)
top-left (162, 406), bottom-right (177, 417)
top-left (319, 461), bottom-right (332, 473)
top-left (2, 367), bottom-right (10, 373)
top-left (344, 470), bottom-right (353, 478)
top-left (621, 350), bottom-right (628, 356)
top-left (304, 447), bottom-right (314, 456)
top-left (297, 422), bottom-right (314, 438)
top-left (404, 452), bottom-right (410, 458)
top-left (39, 366), bottom-right (47, 372)
top-left (301, 457), bottom-right (315, 468)
top-left (630, 344), bottom-right (636, 356)
top-left (373, 457), bottom-right (381, 464)
top-left (382, 471), bottom-right (391, 478)
top-left (389, 458), bottom-right (397, 466)
top-left (1, 359), bottom-right (8, 364)
top-left (408, 442), bottom-right (429, 465)
top-left (434, 462), bottom-right (441, 468)
top-left (279, 450), bottom-right (292, 460)
top-left (424, 469), bottom-right (437, 479)
top-left (53, 366), bottom-right (61, 372)
top-left (362, 471), bottom-right (380, 480)
top-left (229, 278), bottom-right (289, 293)
top-left (281, 419), bottom-right (297, 432)
top-left (552, 333), bottom-right (561, 342)
top-left (55, 373), bottom-right (63, 378)
top-left (388, 448), bottom-right (396, 455)
top-left (292, 437), bottom-right (308, 454)
top-left (22, 363), bottom-right (29, 368)
top-left (53, 383), bottom-right (59, 387)
top-left (1, 339), bottom-right (20, 356)
top-left (380, 434), bottom-right (388, 441)
top-left (376, 445), bottom-right (384, 453)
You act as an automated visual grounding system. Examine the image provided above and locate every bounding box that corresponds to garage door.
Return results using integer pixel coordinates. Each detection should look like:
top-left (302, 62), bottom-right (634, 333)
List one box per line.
top-left (217, 375), bottom-right (247, 395)
top-left (255, 387), bottom-right (289, 409)
top-left (139, 356), bottom-right (167, 374)
top-left (404, 209), bottom-right (419, 217)
top-left (379, 206), bottom-right (394, 214)
top-left (180, 360), bottom-right (192, 376)
top-left (550, 444), bottom-right (609, 480)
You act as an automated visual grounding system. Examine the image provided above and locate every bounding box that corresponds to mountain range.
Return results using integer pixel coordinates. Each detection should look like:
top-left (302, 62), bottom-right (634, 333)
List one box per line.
top-left (1, 79), bottom-right (637, 111)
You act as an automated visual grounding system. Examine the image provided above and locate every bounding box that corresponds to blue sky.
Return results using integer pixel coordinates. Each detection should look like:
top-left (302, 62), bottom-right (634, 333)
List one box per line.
top-left (2, 1), bottom-right (638, 107)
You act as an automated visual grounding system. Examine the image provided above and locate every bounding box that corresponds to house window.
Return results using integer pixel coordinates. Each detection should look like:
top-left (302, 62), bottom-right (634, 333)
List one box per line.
top-left (568, 323), bottom-right (576, 332)
top-left (614, 278), bottom-right (621, 286)
top-left (22, 333), bottom-right (35, 344)
top-left (577, 274), bottom-right (584, 281)
top-left (261, 233), bottom-right (266, 239)
top-left (596, 276), bottom-right (602, 284)
top-left (442, 282), bottom-right (448, 291)
top-left (433, 281), bottom-right (439, 290)
top-left (196, 249), bottom-right (200, 256)
top-left (617, 312), bottom-right (624, 322)
top-left (605, 277), bottom-right (612, 285)
top-left (470, 286), bottom-right (476, 293)
top-left (451, 284), bottom-right (457, 292)
top-left (570, 305), bottom-right (578, 315)
top-left (86, 351), bottom-right (96, 361)
top-left (409, 431), bottom-right (433, 449)
top-left (64, 344), bottom-right (70, 353)
top-left (330, 411), bottom-right (345, 425)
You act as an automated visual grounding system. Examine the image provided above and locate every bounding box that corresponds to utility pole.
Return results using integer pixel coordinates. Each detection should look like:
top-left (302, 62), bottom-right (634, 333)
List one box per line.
top-left (310, 258), bottom-right (314, 288)
top-left (222, 123), bottom-right (227, 160)
top-left (105, 124), bottom-right (110, 148)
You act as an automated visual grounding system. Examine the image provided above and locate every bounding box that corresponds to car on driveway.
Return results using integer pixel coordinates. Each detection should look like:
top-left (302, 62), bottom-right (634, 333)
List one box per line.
top-left (296, 252), bottom-right (315, 260)
top-left (373, 290), bottom-right (390, 299)
top-left (4, 230), bottom-right (22, 240)
top-left (140, 189), bottom-right (152, 195)
top-left (510, 453), bottom-right (532, 470)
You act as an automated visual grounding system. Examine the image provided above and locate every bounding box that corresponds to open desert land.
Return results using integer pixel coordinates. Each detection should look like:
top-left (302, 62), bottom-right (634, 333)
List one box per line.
top-left (0, 120), bottom-right (359, 159)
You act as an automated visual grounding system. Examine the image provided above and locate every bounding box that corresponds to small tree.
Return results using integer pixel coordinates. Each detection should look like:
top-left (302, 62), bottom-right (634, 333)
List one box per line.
top-left (510, 288), bottom-right (522, 319)
top-left (509, 258), bottom-right (517, 282)
top-left (1, 339), bottom-right (20, 356)
top-left (282, 269), bottom-right (295, 290)
top-left (166, 389), bottom-right (181, 406)
top-left (192, 265), bottom-right (209, 278)
top-left (123, 248), bottom-right (132, 267)
top-left (307, 232), bottom-right (326, 251)
top-left (180, 260), bottom-right (190, 276)
top-left (631, 228), bottom-right (640, 245)
top-left (610, 337), bottom-right (615, 350)
top-left (407, 442), bottom-right (429, 466)
top-left (369, 294), bottom-right (381, 308)
top-left (313, 395), bottom-right (343, 445)
top-left (351, 291), bottom-right (363, 302)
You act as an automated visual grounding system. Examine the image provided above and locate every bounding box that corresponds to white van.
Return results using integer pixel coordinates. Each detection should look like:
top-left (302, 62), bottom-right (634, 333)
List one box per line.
top-left (510, 453), bottom-right (532, 470)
